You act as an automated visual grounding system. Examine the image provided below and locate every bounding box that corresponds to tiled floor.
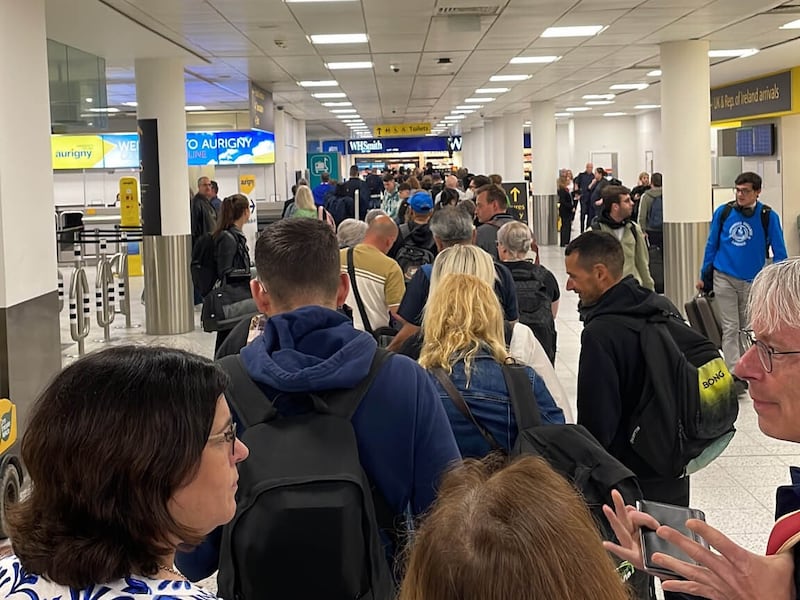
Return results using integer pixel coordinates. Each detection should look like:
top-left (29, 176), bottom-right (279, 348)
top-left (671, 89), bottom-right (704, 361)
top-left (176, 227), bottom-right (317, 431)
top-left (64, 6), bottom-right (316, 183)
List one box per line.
top-left (57, 220), bottom-right (789, 594)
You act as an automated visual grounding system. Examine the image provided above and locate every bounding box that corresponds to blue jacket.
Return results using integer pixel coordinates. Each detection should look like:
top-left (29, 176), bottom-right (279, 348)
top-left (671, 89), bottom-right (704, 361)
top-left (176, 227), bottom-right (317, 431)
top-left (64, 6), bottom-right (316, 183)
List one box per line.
top-left (701, 200), bottom-right (787, 282)
top-left (176, 306), bottom-right (460, 580)
top-left (431, 353), bottom-right (565, 458)
top-left (312, 182), bottom-right (332, 206)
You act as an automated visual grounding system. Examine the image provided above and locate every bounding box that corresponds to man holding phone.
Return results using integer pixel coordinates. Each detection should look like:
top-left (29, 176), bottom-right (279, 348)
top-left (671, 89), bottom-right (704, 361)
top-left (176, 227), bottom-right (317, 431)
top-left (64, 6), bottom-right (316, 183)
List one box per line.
top-left (605, 258), bottom-right (800, 599)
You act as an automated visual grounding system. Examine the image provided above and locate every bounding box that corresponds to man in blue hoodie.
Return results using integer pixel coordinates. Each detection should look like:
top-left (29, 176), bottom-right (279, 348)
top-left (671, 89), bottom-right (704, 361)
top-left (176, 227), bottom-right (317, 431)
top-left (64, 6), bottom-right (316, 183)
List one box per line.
top-left (697, 171), bottom-right (787, 382)
top-left (176, 218), bottom-right (460, 582)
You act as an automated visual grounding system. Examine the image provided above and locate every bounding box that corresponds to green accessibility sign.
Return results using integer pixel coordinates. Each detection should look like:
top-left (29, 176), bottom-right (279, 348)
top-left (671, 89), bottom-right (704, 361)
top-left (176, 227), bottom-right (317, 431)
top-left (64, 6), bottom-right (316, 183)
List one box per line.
top-left (307, 152), bottom-right (340, 189)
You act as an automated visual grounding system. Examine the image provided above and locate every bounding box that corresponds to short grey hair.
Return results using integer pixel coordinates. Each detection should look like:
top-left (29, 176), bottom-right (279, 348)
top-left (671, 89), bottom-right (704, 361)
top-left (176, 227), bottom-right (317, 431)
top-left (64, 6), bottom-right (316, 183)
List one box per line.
top-left (748, 258), bottom-right (800, 335)
top-left (497, 221), bottom-right (532, 259)
top-left (429, 206), bottom-right (474, 245)
top-left (430, 245), bottom-right (497, 295)
top-left (365, 208), bottom-right (388, 226)
top-left (336, 218), bottom-right (367, 248)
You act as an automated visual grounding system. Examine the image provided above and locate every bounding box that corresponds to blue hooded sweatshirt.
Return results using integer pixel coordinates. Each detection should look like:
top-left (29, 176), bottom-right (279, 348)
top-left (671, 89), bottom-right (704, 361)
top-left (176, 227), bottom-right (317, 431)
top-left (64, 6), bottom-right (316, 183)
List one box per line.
top-left (701, 200), bottom-right (787, 282)
top-left (176, 306), bottom-right (461, 581)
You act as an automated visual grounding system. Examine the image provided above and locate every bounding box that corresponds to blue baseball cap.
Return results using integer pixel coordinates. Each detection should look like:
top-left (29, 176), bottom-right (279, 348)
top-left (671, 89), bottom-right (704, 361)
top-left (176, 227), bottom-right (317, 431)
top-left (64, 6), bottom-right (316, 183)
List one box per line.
top-left (408, 191), bottom-right (433, 214)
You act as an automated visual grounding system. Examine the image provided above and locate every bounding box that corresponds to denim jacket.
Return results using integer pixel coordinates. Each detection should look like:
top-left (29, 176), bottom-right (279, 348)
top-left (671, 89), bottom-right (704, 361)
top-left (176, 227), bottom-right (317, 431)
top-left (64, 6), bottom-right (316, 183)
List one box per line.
top-left (429, 352), bottom-right (565, 458)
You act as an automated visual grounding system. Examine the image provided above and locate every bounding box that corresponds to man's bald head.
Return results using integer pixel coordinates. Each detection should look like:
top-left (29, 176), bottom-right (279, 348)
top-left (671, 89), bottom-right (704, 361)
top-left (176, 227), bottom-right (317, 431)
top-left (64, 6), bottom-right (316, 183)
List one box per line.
top-left (363, 215), bottom-right (399, 254)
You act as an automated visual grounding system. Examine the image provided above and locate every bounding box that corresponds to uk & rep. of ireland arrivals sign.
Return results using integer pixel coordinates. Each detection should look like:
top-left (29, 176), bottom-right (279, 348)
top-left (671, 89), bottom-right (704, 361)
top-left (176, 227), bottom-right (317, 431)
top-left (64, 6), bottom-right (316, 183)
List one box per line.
top-left (710, 71), bottom-right (792, 122)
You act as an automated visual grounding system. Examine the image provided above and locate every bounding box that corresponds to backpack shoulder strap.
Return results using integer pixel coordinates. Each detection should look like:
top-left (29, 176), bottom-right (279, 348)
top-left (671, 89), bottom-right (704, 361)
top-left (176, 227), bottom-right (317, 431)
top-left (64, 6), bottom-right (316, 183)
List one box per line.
top-left (503, 320), bottom-right (514, 346)
top-left (716, 202), bottom-right (735, 243)
top-left (217, 355), bottom-right (277, 428)
top-left (761, 204), bottom-right (772, 258)
top-left (346, 246), bottom-right (373, 335)
top-left (502, 363), bottom-right (543, 430)
top-left (324, 348), bottom-right (392, 418)
top-left (431, 368), bottom-right (503, 451)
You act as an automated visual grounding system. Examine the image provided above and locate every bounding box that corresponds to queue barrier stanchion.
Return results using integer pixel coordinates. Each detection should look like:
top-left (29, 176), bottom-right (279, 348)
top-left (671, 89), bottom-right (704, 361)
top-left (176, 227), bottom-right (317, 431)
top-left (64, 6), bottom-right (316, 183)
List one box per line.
top-left (57, 270), bottom-right (64, 312)
top-left (110, 232), bottom-right (132, 328)
top-left (95, 239), bottom-right (116, 342)
top-left (68, 244), bottom-right (91, 356)
top-left (355, 189), bottom-right (360, 222)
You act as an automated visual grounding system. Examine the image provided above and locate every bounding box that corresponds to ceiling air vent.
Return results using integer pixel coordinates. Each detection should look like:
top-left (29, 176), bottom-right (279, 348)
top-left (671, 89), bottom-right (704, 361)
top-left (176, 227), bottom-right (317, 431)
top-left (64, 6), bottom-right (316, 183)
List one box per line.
top-left (435, 5), bottom-right (502, 16)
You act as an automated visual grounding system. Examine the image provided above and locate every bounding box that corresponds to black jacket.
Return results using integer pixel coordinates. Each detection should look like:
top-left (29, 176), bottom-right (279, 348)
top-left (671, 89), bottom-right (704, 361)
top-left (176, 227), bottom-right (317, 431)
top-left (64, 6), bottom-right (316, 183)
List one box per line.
top-left (214, 226), bottom-right (250, 280)
top-left (577, 276), bottom-right (681, 481)
top-left (344, 177), bottom-right (372, 220)
top-left (190, 194), bottom-right (216, 244)
top-left (389, 221), bottom-right (436, 259)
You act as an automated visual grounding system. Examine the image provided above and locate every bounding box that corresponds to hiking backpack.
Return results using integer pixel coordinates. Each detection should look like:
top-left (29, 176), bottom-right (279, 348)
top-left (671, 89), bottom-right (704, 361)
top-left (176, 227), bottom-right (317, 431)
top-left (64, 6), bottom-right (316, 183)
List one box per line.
top-left (191, 233), bottom-right (218, 297)
top-left (508, 263), bottom-right (556, 364)
top-left (647, 195), bottom-right (663, 231)
top-left (217, 350), bottom-right (396, 600)
top-left (616, 310), bottom-right (738, 479)
top-left (395, 245), bottom-right (435, 282)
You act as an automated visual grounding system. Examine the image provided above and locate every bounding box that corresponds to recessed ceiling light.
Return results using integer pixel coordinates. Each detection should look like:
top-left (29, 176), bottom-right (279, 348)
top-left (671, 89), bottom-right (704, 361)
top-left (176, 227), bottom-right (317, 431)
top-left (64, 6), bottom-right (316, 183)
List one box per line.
top-left (583, 94), bottom-right (615, 100)
top-left (325, 61), bottom-right (373, 70)
top-left (510, 56), bottom-right (561, 64)
top-left (322, 101), bottom-right (352, 107)
top-left (185, 106), bottom-right (207, 111)
top-left (542, 25), bottom-right (605, 38)
top-left (337, 114), bottom-right (360, 119)
top-left (88, 107), bottom-right (120, 113)
top-left (780, 18), bottom-right (800, 29)
top-left (452, 109), bottom-right (475, 113)
top-left (586, 100), bottom-right (614, 106)
top-left (465, 97), bottom-right (494, 102)
top-left (647, 70), bottom-right (662, 77)
top-left (286, 0), bottom-right (357, 3)
top-left (309, 33), bottom-right (368, 44)
top-left (566, 107), bottom-right (591, 112)
top-left (609, 83), bottom-right (649, 90)
top-left (298, 80), bottom-right (339, 87)
top-left (635, 104), bottom-right (661, 109)
top-left (524, 120), bottom-right (531, 125)
top-left (489, 74), bottom-right (531, 82)
top-left (554, 112), bottom-right (572, 117)
top-left (604, 112), bottom-right (628, 117)
top-left (312, 92), bottom-right (347, 98)
top-left (457, 104), bottom-right (480, 109)
top-left (85, 97), bottom-right (93, 103)
top-left (476, 88), bottom-right (509, 94)
top-left (708, 49), bottom-right (758, 58)
top-left (444, 115), bottom-right (465, 120)
top-left (122, 101), bottom-right (138, 107)
top-left (330, 108), bottom-right (357, 113)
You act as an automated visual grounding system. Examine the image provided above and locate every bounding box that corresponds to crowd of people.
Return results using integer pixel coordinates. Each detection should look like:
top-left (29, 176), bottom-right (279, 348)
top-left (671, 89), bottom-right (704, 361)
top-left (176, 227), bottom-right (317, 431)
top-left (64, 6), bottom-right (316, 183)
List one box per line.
top-left (2, 165), bottom-right (795, 600)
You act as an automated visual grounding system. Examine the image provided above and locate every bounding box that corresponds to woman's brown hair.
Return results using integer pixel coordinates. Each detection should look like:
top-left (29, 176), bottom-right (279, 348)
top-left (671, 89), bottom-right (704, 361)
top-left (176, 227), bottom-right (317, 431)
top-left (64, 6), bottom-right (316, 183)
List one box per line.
top-left (212, 193), bottom-right (250, 238)
top-left (399, 456), bottom-right (631, 600)
top-left (9, 345), bottom-right (228, 587)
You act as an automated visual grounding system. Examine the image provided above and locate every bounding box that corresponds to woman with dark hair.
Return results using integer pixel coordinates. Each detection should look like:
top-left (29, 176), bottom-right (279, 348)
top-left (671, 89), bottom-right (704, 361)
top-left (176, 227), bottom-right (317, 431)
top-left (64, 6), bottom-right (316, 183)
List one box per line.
top-left (557, 176), bottom-right (576, 247)
top-left (399, 456), bottom-right (632, 600)
top-left (436, 187), bottom-right (460, 210)
top-left (213, 194), bottom-right (251, 281)
top-left (0, 345), bottom-right (248, 598)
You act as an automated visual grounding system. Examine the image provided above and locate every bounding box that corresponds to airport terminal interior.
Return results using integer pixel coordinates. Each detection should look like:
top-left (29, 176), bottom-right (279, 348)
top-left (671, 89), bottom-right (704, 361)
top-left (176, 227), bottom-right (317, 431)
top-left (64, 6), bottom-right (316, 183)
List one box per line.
top-left (6, 0), bottom-right (800, 597)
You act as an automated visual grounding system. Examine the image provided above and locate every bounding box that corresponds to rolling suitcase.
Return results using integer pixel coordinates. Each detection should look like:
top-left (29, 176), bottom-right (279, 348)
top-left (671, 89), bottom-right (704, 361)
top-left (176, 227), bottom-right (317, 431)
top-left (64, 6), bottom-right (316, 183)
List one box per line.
top-left (684, 294), bottom-right (723, 349)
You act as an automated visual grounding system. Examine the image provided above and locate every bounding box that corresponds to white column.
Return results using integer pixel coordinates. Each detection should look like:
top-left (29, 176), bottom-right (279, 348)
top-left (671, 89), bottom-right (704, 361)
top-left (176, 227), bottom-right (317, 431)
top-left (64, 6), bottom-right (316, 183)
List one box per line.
top-left (502, 113), bottom-right (525, 182)
top-left (462, 126), bottom-right (485, 175)
top-left (530, 102), bottom-right (557, 195)
top-left (135, 58), bottom-right (193, 334)
top-left (0, 0), bottom-right (61, 413)
top-left (660, 40), bottom-right (712, 307)
top-left (489, 120), bottom-right (505, 178)
top-left (274, 109), bottom-right (289, 201)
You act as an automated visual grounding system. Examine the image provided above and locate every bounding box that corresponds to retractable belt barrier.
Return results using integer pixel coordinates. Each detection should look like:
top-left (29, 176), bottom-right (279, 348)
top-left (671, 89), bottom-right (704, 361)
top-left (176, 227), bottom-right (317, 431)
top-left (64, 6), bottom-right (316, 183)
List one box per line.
top-left (109, 231), bottom-right (132, 328)
top-left (95, 239), bottom-right (116, 342)
top-left (68, 244), bottom-right (91, 356)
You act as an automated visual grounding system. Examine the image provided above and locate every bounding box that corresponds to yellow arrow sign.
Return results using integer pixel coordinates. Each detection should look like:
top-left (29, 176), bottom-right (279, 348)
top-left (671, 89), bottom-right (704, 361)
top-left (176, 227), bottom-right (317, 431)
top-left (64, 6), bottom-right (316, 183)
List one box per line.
top-left (373, 122), bottom-right (432, 137)
top-left (509, 187), bottom-right (521, 203)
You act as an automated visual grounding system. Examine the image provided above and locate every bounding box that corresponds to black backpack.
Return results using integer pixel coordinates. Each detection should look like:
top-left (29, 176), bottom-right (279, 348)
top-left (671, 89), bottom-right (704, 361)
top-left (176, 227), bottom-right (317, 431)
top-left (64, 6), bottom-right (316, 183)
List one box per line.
top-left (614, 310), bottom-right (738, 479)
top-left (191, 233), bottom-right (217, 297)
top-left (434, 362), bottom-right (642, 543)
top-left (508, 263), bottom-right (556, 364)
top-left (217, 350), bottom-right (396, 600)
top-left (394, 224), bottom-right (435, 281)
top-left (326, 195), bottom-right (353, 226)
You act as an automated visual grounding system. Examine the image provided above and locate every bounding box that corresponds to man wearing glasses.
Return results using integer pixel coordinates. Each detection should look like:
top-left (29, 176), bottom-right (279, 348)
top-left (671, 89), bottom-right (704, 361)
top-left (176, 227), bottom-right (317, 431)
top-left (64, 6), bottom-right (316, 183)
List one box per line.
top-left (606, 258), bottom-right (800, 599)
top-left (697, 172), bottom-right (787, 390)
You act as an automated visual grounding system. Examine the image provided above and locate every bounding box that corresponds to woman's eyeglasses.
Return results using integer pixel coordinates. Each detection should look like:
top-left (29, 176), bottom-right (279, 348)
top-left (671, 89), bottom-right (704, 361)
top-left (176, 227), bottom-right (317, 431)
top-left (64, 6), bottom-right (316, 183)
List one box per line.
top-left (208, 422), bottom-right (237, 455)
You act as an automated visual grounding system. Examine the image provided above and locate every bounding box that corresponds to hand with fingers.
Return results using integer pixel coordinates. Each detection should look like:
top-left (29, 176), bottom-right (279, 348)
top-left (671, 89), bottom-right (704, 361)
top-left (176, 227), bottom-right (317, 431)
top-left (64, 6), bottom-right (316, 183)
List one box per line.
top-left (655, 519), bottom-right (795, 600)
top-left (601, 489), bottom-right (662, 571)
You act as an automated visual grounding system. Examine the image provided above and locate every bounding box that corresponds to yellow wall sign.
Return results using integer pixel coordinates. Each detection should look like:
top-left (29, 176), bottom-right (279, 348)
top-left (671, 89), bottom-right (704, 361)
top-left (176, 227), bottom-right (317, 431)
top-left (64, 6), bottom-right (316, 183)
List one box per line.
top-left (51, 135), bottom-right (106, 169)
top-left (239, 175), bottom-right (256, 195)
top-left (119, 177), bottom-right (140, 227)
top-left (373, 122), bottom-right (431, 137)
top-left (0, 399), bottom-right (17, 455)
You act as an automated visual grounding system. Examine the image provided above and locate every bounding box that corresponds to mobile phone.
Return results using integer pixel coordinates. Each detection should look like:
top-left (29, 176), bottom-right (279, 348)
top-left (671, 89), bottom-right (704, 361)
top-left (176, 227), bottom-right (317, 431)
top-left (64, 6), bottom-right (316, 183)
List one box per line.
top-left (637, 500), bottom-right (709, 579)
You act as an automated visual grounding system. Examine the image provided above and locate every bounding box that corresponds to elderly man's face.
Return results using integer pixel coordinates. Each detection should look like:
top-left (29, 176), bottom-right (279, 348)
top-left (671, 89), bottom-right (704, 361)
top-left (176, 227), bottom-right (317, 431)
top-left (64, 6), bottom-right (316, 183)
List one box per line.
top-left (736, 321), bottom-right (800, 442)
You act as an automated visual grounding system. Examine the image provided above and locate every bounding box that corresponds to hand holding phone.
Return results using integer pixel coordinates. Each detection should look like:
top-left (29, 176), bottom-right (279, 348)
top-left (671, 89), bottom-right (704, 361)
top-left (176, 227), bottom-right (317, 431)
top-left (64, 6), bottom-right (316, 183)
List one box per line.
top-left (637, 500), bottom-right (709, 579)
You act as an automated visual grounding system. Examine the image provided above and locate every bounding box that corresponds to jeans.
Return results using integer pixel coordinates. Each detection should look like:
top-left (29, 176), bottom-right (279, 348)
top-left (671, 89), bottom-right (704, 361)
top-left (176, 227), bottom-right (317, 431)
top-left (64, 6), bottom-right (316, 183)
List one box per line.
top-left (713, 270), bottom-right (751, 374)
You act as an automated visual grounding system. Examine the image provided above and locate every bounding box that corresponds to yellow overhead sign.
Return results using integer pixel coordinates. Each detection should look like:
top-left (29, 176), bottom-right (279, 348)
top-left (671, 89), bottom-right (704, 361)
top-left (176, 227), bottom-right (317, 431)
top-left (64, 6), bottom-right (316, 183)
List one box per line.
top-left (373, 122), bottom-right (431, 137)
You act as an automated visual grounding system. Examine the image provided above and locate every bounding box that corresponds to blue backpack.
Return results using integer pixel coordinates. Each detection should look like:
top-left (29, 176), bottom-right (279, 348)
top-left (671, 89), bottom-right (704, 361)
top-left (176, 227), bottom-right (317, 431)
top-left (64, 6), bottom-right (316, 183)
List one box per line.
top-left (647, 195), bottom-right (663, 231)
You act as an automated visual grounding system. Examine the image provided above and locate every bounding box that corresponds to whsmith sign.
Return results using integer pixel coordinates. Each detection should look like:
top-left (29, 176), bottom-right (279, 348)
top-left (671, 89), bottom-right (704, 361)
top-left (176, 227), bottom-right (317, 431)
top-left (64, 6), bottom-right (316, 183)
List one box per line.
top-left (711, 70), bottom-right (793, 122)
top-left (346, 135), bottom-right (462, 154)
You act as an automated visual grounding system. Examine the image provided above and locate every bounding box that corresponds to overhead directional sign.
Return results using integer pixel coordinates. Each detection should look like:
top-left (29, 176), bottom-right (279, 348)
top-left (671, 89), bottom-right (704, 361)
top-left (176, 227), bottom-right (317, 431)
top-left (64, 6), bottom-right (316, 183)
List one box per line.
top-left (501, 181), bottom-right (530, 224)
top-left (373, 122), bottom-right (431, 137)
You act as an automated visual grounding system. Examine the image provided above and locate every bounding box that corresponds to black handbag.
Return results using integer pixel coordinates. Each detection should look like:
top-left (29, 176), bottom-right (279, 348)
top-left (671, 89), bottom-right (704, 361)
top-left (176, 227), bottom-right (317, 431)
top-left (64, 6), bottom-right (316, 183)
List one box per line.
top-left (201, 274), bottom-right (258, 333)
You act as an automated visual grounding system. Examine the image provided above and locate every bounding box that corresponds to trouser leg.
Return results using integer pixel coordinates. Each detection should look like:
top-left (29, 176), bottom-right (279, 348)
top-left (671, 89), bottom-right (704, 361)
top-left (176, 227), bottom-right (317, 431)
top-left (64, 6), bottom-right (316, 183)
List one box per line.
top-left (713, 271), bottom-right (745, 373)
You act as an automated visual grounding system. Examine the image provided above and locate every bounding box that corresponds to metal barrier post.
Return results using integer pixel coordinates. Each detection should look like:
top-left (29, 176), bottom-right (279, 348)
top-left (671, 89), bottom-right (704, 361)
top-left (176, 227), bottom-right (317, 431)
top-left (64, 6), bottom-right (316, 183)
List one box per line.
top-left (95, 239), bottom-right (116, 342)
top-left (355, 189), bottom-right (360, 222)
top-left (68, 244), bottom-right (91, 355)
top-left (112, 231), bottom-right (132, 328)
top-left (57, 270), bottom-right (64, 312)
